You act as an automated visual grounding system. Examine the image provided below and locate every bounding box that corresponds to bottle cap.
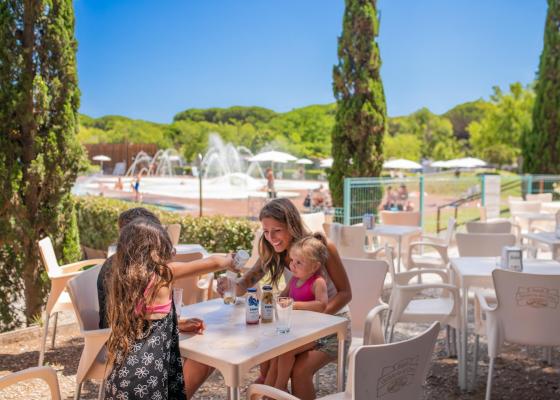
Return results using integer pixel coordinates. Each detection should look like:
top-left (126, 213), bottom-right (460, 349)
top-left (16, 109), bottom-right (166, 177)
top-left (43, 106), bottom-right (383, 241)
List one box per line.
top-left (247, 288), bottom-right (257, 293)
top-left (262, 285), bottom-right (272, 291)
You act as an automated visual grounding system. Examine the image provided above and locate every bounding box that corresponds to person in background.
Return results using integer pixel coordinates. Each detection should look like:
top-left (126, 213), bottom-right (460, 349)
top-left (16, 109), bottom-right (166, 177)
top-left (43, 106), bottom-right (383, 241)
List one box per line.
top-left (131, 173), bottom-right (142, 202)
top-left (378, 185), bottom-right (398, 211)
top-left (266, 167), bottom-right (276, 199)
top-left (113, 177), bottom-right (124, 191)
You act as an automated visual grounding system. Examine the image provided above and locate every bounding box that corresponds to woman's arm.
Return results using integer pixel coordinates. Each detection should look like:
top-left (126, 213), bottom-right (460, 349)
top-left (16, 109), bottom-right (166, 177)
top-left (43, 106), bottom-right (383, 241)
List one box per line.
top-left (169, 254), bottom-right (233, 279)
top-left (323, 240), bottom-right (352, 315)
top-left (293, 277), bottom-right (327, 313)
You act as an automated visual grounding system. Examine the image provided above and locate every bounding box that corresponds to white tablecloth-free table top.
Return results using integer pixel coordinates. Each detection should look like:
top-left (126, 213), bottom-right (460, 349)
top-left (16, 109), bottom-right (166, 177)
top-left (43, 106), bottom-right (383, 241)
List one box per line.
top-left (366, 224), bottom-right (423, 238)
top-left (450, 257), bottom-right (560, 390)
top-left (522, 231), bottom-right (560, 247)
top-left (178, 299), bottom-right (348, 399)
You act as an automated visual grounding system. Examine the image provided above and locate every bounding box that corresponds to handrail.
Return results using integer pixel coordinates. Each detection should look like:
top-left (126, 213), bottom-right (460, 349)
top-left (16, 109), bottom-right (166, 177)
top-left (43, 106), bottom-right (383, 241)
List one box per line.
top-left (435, 178), bottom-right (520, 233)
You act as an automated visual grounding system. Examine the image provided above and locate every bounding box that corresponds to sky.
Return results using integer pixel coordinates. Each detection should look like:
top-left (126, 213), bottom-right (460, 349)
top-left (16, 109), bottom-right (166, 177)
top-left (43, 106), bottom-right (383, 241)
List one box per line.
top-left (75, 0), bottom-right (547, 123)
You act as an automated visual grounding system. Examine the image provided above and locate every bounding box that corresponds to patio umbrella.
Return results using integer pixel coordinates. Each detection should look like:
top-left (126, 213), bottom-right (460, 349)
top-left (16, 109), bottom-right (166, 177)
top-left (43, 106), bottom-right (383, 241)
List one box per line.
top-left (320, 158), bottom-right (333, 168)
top-left (445, 157), bottom-right (486, 168)
top-left (296, 158), bottom-right (313, 165)
top-left (247, 150), bottom-right (297, 163)
top-left (383, 158), bottom-right (422, 170)
top-left (92, 155), bottom-right (111, 173)
top-left (431, 160), bottom-right (450, 168)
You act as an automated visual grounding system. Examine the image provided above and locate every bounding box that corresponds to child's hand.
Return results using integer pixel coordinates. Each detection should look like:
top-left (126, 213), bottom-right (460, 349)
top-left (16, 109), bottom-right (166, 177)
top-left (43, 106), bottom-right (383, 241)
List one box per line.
top-left (178, 318), bottom-right (205, 334)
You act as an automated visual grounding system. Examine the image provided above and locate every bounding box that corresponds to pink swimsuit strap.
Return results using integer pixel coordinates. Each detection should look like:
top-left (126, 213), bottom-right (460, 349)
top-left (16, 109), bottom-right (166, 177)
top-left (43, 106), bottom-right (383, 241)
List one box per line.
top-left (135, 275), bottom-right (172, 315)
top-left (289, 273), bottom-right (321, 302)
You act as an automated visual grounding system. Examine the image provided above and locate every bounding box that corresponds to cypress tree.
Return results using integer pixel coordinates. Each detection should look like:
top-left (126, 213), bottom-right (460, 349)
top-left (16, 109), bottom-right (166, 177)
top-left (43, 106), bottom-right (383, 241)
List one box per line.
top-left (0, 0), bottom-right (85, 325)
top-left (329, 0), bottom-right (387, 207)
top-left (522, 0), bottom-right (560, 173)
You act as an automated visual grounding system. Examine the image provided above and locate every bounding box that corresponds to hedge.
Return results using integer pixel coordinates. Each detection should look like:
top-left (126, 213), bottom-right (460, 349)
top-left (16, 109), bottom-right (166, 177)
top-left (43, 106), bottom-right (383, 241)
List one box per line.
top-left (75, 196), bottom-right (256, 253)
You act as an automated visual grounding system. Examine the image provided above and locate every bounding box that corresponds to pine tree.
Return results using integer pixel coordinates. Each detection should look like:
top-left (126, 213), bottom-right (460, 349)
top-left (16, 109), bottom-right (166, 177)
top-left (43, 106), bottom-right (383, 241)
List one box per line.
top-left (0, 0), bottom-right (85, 325)
top-left (329, 0), bottom-right (387, 207)
top-left (522, 0), bottom-right (560, 173)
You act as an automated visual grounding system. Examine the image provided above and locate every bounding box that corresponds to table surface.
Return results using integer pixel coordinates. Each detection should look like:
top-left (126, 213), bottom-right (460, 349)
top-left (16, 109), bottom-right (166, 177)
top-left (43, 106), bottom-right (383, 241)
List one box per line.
top-left (175, 243), bottom-right (208, 256)
top-left (450, 257), bottom-right (560, 279)
top-left (178, 299), bottom-right (347, 386)
top-left (367, 224), bottom-right (423, 237)
top-left (522, 231), bottom-right (560, 245)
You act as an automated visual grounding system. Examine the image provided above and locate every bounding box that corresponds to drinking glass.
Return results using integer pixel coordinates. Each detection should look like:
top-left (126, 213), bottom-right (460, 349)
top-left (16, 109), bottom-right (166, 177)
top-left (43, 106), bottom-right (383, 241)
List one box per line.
top-left (223, 271), bottom-right (237, 305)
top-left (276, 297), bottom-right (294, 334)
top-left (173, 288), bottom-right (183, 317)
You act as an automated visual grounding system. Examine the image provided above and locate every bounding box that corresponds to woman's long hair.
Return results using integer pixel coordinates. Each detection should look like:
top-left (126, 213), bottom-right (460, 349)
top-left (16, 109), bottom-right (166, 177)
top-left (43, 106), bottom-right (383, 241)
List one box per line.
top-left (258, 198), bottom-right (309, 286)
top-left (106, 218), bottom-right (174, 364)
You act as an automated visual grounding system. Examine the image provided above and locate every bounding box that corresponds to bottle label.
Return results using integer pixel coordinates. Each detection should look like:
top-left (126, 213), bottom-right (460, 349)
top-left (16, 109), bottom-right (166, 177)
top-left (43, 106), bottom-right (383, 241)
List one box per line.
top-left (246, 295), bottom-right (260, 324)
top-left (261, 303), bottom-right (274, 322)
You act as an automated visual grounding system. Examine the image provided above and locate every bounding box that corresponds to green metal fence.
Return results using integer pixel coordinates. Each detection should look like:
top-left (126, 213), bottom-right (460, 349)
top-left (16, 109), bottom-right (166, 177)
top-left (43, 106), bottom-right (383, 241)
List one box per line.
top-left (342, 173), bottom-right (560, 234)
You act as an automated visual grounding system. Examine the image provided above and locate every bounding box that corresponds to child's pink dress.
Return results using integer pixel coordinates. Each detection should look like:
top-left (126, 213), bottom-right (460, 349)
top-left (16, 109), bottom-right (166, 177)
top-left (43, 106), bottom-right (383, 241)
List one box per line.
top-left (289, 273), bottom-right (321, 301)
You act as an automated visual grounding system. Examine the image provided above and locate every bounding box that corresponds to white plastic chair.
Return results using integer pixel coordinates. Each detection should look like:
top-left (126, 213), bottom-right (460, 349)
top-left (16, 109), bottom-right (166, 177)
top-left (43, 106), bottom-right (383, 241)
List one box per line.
top-left (379, 211), bottom-right (422, 264)
top-left (384, 246), bottom-right (460, 359)
top-left (66, 264), bottom-right (110, 400)
top-left (300, 212), bottom-right (326, 234)
top-left (343, 257), bottom-right (388, 338)
top-left (0, 366), bottom-right (61, 399)
top-left (165, 223), bottom-right (181, 246)
top-left (526, 193), bottom-right (553, 202)
top-left (456, 233), bottom-right (516, 257)
top-left (248, 321), bottom-right (440, 400)
top-left (37, 237), bottom-right (105, 366)
top-left (406, 217), bottom-right (455, 271)
top-left (473, 270), bottom-right (560, 400)
top-left (324, 223), bottom-right (385, 259)
top-left (465, 221), bottom-right (512, 234)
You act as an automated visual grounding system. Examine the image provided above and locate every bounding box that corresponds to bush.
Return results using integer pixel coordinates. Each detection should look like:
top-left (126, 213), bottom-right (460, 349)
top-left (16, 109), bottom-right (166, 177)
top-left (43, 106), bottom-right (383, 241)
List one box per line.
top-left (75, 196), bottom-right (256, 253)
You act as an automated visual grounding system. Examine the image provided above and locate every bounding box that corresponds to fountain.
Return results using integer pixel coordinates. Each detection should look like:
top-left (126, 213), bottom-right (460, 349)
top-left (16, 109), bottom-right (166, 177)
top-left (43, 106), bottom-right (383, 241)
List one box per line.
top-left (125, 148), bottom-right (184, 177)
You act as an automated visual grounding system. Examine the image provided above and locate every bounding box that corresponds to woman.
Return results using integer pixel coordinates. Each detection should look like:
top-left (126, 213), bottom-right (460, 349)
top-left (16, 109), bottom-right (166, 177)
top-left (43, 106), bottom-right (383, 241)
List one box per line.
top-left (105, 218), bottom-right (233, 399)
top-left (219, 198), bottom-right (352, 400)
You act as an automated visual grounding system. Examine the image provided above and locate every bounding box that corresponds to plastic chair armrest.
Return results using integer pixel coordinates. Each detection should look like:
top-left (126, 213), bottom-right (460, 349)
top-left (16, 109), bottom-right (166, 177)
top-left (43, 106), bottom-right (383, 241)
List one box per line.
top-left (409, 241), bottom-right (448, 251)
top-left (51, 271), bottom-right (81, 281)
top-left (364, 303), bottom-right (389, 345)
top-left (0, 366), bottom-right (60, 397)
top-left (395, 268), bottom-right (449, 285)
top-left (474, 290), bottom-right (496, 313)
top-left (81, 328), bottom-right (111, 339)
top-left (248, 384), bottom-right (299, 400)
top-left (60, 258), bottom-right (105, 273)
top-left (398, 282), bottom-right (458, 294)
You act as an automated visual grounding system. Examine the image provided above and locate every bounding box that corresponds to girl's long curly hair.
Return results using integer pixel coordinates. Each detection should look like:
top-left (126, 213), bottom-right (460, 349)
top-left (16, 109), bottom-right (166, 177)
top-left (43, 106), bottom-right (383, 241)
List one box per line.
top-left (258, 198), bottom-right (309, 286)
top-left (106, 218), bottom-right (174, 364)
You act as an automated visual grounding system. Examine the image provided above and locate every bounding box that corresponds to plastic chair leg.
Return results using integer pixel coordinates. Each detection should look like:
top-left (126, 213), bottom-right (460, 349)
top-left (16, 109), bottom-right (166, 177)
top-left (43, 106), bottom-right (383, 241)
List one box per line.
top-left (383, 309), bottom-right (392, 341)
top-left (388, 324), bottom-right (395, 343)
top-left (74, 381), bottom-right (82, 400)
top-left (97, 379), bottom-right (105, 400)
top-left (472, 335), bottom-right (480, 387)
top-left (445, 326), bottom-right (451, 357)
top-left (485, 357), bottom-right (495, 400)
top-left (39, 310), bottom-right (50, 366)
top-left (50, 312), bottom-right (58, 349)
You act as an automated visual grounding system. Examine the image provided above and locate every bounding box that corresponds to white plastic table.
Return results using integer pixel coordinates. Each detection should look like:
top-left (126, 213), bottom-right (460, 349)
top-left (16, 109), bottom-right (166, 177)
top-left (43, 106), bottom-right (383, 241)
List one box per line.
top-left (178, 299), bottom-right (348, 400)
top-left (522, 231), bottom-right (560, 260)
top-left (513, 212), bottom-right (555, 232)
top-left (366, 224), bottom-right (423, 272)
top-left (449, 257), bottom-right (560, 390)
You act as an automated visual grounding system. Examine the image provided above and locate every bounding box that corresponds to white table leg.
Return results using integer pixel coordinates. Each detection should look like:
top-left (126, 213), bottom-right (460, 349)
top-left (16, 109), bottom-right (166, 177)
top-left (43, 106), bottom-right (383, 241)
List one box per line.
top-left (227, 386), bottom-right (239, 400)
top-left (337, 334), bottom-right (345, 392)
top-left (460, 284), bottom-right (469, 390)
top-left (397, 236), bottom-right (402, 273)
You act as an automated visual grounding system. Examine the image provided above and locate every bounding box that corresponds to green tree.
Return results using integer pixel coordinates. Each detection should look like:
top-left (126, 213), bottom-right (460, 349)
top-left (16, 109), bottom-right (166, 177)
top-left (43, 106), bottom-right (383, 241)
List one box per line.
top-left (470, 83), bottom-right (534, 167)
top-left (0, 0), bottom-right (85, 325)
top-left (522, 0), bottom-right (560, 173)
top-left (329, 0), bottom-right (387, 207)
top-left (384, 134), bottom-right (421, 161)
top-left (443, 99), bottom-right (489, 140)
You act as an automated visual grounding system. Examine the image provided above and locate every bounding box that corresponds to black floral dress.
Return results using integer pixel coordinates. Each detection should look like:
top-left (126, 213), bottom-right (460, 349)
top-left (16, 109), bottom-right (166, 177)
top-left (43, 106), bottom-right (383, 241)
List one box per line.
top-left (105, 302), bottom-right (186, 400)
